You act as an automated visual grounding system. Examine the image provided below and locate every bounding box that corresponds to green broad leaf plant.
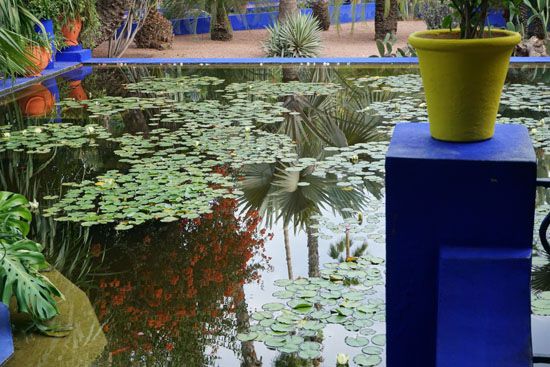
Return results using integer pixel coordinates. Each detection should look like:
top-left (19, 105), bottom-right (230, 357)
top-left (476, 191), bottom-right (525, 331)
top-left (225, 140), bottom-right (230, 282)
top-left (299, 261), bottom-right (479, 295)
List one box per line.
top-left (442, 0), bottom-right (521, 38)
top-left (0, 191), bottom-right (63, 324)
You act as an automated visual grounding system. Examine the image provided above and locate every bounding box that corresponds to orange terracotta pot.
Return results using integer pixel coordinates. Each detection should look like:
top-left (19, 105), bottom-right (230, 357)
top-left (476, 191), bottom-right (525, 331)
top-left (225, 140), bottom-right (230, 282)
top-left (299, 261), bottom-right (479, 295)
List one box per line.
top-left (25, 46), bottom-right (51, 77)
top-left (17, 84), bottom-right (55, 117)
top-left (61, 18), bottom-right (83, 47)
top-left (69, 80), bottom-right (88, 101)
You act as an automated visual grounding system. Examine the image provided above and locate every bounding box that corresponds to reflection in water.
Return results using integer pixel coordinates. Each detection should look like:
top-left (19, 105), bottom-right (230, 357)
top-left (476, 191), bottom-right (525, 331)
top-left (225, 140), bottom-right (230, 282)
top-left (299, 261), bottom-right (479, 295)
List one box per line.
top-left (0, 64), bottom-right (549, 366)
top-left (89, 198), bottom-right (269, 366)
top-left (17, 84), bottom-right (55, 118)
top-left (7, 270), bottom-right (107, 367)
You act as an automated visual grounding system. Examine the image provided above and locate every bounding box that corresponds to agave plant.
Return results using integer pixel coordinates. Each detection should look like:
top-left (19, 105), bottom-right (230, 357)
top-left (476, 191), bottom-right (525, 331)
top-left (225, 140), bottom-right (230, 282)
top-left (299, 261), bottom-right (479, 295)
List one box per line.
top-left (264, 12), bottom-right (323, 58)
top-left (0, 191), bottom-right (63, 322)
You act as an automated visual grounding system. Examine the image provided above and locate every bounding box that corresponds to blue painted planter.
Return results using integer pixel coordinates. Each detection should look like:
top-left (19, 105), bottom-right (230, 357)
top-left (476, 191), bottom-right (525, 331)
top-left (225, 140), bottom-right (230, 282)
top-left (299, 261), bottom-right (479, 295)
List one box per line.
top-left (35, 19), bottom-right (55, 69)
top-left (172, 3), bottom-right (375, 35)
top-left (0, 304), bottom-right (14, 365)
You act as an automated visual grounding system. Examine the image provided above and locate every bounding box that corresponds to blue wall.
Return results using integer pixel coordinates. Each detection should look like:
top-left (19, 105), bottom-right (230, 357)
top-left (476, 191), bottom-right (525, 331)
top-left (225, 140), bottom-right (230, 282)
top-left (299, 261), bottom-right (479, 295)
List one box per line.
top-left (172, 3), bottom-right (375, 36)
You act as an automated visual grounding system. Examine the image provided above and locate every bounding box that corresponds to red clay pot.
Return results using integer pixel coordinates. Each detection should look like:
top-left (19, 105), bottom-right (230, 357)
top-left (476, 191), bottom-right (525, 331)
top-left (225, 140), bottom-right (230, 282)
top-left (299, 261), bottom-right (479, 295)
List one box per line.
top-left (61, 18), bottom-right (83, 46)
top-left (17, 84), bottom-right (55, 117)
top-left (25, 46), bottom-right (51, 77)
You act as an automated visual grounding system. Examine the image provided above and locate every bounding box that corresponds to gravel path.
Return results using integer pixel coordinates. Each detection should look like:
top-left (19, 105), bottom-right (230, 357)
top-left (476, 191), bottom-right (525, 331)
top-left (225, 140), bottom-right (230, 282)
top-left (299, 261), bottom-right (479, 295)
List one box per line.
top-left (93, 20), bottom-right (426, 58)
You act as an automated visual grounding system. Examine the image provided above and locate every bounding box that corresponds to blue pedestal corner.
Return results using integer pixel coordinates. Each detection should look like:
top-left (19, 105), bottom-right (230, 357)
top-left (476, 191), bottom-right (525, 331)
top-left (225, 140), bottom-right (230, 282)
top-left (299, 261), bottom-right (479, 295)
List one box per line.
top-left (56, 45), bottom-right (92, 62)
top-left (0, 304), bottom-right (14, 365)
top-left (385, 123), bottom-right (536, 367)
top-left (437, 246), bottom-right (532, 367)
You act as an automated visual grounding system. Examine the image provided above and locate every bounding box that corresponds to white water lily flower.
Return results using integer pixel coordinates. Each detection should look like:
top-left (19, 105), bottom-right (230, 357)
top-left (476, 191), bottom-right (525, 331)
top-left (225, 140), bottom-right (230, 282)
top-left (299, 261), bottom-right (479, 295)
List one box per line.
top-left (29, 199), bottom-right (39, 210)
top-left (336, 353), bottom-right (349, 365)
top-left (2, 132), bottom-right (10, 138)
top-left (34, 127), bottom-right (43, 133)
top-left (85, 125), bottom-right (95, 134)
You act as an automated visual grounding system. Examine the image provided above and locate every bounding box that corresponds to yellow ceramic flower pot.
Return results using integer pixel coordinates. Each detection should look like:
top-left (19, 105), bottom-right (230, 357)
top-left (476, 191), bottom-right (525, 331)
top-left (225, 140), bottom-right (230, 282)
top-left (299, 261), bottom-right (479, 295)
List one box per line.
top-left (408, 29), bottom-right (521, 142)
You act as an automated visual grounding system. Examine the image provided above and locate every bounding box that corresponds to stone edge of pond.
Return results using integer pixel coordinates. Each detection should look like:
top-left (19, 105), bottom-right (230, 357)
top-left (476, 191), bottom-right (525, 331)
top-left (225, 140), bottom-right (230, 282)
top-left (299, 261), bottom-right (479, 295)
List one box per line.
top-left (0, 62), bottom-right (82, 98)
top-left (85, 57), bottom-right (549, 65)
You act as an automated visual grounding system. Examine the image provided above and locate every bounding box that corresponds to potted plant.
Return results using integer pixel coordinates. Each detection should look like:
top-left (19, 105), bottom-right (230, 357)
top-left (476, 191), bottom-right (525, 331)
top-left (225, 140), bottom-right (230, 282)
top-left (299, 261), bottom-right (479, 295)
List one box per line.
top-left (26, 0), bottom-right (61, 67)
top-left (58, 0), bottom-right (100, 48)
top-left (408, 0), bottom-right (521, 142)
top-left (0, 0), bottom-right (52, 77)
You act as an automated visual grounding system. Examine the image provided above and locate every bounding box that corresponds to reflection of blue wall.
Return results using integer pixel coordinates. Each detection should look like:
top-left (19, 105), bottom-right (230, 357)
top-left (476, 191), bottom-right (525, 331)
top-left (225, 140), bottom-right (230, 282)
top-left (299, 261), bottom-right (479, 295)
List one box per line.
top-left (61, 66), bottom-right (93, 82)
top-left (172, 3), bottom-right (375, 35)
top-left (486, 10), bottom-right (506, 27)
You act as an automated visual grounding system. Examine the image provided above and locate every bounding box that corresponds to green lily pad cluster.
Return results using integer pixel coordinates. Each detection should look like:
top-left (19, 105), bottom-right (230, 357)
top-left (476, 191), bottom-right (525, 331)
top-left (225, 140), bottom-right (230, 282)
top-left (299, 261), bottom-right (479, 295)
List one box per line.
top-left (532, 292), bottom-right (550, 316)
top-left (310, 203), bottom-right (386, 247)
top-left (245, 256), bottom-right (385, 363)
top-left (500, 83), bottom-right (550, 114)
top-left (60, 96), bottom-right (171, 117)
top-left (0, 123), bottom-right (109, 154)
top-left (44, 121), bottom-right (299, 229)
top-left (498, 116), bottom-right (549, 150)
top-left (224, 81), bottom-right (342, 100)
top-left (352, 74), bottom-right (424, 94)
top-left (125, 75), bottom-right (224, 96)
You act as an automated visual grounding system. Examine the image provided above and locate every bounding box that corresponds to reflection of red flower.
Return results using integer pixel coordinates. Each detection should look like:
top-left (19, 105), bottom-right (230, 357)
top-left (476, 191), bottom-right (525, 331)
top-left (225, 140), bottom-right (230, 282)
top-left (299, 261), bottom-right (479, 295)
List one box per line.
top-left (90, 195), bottom-right (269, 365)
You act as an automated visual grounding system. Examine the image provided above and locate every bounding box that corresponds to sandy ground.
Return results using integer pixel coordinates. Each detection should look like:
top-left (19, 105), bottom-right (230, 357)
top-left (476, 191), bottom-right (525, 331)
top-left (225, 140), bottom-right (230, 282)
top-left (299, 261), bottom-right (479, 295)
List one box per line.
top-left (93, 20), bottom-right (426, 58)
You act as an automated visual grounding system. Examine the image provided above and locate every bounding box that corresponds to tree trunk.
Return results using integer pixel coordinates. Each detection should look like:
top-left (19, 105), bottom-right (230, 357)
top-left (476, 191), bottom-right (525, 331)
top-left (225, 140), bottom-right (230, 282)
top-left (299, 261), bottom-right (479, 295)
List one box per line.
top-left (283, 225), bottom-right (294, 279)
top-left (211, 4), bottom-right (233, 41)
top-left (94, 0), bottom-right (131, 46)
top-left (375, 0), bottom-right (398, 40)
top-left (530, 17), bottom-right (546, 40)
top-left (306, 220), bottom-right (320, 278)
top-left (279, 0), bottom-right (299, 22)
top-left (311, 0), bottom-right (330, 31)
top-left (235, 285), bottom-right (261, 367)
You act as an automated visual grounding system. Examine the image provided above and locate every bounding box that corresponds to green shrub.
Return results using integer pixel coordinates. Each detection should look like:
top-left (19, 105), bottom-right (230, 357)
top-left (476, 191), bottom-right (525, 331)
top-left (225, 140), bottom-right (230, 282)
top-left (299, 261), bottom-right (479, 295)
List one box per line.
top-left (0, 191), bottom-right (63, 323)
top-left (263, 13), bottom-right (323, 58)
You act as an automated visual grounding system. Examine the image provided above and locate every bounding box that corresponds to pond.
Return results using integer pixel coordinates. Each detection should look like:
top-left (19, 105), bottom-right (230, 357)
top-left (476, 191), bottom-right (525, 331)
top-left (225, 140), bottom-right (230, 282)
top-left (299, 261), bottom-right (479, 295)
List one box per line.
top-left (1, 63), bottom-right (549, 367)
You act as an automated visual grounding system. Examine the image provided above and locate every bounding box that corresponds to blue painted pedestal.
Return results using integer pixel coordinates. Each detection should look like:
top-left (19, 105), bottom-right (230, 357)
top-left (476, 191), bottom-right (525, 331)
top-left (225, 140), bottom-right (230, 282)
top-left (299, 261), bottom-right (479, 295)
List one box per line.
top-left (35, 19), bottom-right (56, 69)
top-left (0, 304), bottom-right (14, 365)
top-left (386, 123), bottom-right (536, 367)
top-left (56, 45), bottom-right (92, 62)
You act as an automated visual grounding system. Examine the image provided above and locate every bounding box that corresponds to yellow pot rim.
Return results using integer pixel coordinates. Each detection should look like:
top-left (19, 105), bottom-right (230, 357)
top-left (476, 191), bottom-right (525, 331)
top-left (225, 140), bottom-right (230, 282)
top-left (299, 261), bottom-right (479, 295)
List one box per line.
top-left (409, 29), bottom-right (521, 51)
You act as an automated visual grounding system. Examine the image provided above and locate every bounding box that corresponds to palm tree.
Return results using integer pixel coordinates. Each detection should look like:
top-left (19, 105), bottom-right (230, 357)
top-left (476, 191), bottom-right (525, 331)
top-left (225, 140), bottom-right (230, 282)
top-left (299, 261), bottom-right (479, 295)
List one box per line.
top-left (311, 0), bottom-right (330, 30)
top-left (211, 1), bottom-right (233, 41)
top-left (375, 0), bottom-right (398, 40)
top-left (239, 68), bottom-right (387, 282)
top-left (94, 0), bottom-right (131, 45)
top-left (279, 0), bottom-right (299, 22)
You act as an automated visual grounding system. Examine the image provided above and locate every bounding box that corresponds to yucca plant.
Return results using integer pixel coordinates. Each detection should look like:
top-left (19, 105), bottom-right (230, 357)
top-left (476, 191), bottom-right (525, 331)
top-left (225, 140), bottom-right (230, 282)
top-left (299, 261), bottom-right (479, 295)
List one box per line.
top-left (0, 0), bottom-right (50, 78)
top-left (264, 12), bottom-right (323, 58)
top-left (0, 191), bottom-right (63, 323)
